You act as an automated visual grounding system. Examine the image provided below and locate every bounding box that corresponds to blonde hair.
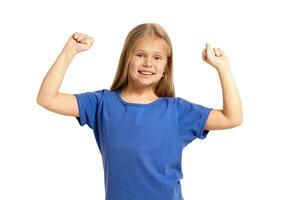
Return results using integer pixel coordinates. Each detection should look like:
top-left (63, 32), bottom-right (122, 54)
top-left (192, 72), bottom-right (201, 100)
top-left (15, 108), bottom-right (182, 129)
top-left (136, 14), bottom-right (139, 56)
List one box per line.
top-left (110, 23), bottom-right (175, 97)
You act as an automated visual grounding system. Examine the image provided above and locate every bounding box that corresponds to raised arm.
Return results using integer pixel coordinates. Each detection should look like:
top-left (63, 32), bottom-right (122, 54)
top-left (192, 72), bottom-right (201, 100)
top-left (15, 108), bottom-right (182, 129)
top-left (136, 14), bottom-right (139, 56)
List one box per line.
top-left (36, 32), bottom-right (94, 116)
top-left (202, 43), bottom-right (243, 130)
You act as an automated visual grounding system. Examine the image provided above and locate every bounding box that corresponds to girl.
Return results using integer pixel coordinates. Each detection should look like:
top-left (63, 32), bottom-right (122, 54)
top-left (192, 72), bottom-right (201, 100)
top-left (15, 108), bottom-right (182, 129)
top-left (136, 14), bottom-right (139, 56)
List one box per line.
top-left (37, 23), bottom-right (243, 200)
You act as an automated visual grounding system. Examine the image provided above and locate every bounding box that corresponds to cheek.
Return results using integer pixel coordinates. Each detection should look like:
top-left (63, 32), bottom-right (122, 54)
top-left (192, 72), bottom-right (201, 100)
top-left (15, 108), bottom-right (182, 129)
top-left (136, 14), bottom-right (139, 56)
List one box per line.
top-left (158, 61), bottom-right (167, 73)
top-left (128, 64), bottom-right (140, 78)
top-left (129, 59), bottom-right (142, 69)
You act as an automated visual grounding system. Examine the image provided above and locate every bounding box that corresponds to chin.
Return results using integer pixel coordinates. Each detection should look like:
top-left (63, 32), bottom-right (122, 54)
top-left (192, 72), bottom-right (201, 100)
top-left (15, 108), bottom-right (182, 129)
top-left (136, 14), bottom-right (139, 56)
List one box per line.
top-left (135, 79), bottom-right (158, 87)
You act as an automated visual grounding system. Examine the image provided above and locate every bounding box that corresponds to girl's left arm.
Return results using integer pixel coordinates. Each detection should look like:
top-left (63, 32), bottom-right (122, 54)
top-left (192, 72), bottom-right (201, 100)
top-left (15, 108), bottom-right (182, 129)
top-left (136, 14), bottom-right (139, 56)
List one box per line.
top-left (202, 43), bottom-right (243, 130)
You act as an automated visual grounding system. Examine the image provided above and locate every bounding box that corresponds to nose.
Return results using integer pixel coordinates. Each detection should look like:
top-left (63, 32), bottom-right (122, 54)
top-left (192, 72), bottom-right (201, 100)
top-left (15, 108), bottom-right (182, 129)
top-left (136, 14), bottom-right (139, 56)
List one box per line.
top-left (143, 57), bottom-right (152, 68)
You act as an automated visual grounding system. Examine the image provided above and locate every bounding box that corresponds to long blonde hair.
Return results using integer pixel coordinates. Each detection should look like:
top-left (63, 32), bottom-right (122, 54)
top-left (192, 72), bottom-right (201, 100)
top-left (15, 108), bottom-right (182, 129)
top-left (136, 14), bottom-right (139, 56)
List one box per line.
top-left (110, 23), bottom-right (175, 97)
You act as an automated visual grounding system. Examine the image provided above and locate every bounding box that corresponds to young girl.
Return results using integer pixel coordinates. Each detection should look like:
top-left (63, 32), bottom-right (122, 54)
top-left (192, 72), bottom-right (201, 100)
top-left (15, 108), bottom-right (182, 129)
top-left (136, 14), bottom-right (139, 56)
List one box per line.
top-left (37, 23), bottom-right (243, 200)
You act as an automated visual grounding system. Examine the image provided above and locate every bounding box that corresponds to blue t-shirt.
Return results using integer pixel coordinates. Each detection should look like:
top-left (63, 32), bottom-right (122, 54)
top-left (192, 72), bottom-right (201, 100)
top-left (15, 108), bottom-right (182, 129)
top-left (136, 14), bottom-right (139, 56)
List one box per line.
top-left (74, 89), bottom-right (213, 200)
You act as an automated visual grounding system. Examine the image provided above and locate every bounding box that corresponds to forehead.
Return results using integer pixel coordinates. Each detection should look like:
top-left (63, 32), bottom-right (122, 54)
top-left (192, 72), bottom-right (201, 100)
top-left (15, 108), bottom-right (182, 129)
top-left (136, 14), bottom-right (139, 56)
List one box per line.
top-left (133, 37), bottom-right (168, 55)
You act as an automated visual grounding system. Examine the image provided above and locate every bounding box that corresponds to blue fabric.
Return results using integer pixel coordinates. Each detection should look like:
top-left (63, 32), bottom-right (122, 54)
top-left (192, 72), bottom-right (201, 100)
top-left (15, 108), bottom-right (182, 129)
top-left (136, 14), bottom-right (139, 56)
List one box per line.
top-left (74, 89), bottom-right (213, 200)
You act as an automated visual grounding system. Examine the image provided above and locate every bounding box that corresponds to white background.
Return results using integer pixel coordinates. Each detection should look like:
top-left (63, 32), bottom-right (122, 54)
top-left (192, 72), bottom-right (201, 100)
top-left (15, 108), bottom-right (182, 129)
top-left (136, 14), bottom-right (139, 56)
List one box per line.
top-left (1, 0), bottom-right (299, 199)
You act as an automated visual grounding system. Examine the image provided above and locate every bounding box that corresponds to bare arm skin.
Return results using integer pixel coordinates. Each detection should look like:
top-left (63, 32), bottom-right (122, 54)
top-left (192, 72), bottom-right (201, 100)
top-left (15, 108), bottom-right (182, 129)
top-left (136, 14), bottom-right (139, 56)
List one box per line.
top-left (202, 43), bottom-right (243, 130)
top-left (36, 32), bottom-right (94, 117)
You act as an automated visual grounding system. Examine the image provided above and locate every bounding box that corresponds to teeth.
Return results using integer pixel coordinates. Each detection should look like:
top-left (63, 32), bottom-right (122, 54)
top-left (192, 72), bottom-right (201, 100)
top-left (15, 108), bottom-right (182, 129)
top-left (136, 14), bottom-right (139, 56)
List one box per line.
top-left (139, 71), bottom-right (154, 75)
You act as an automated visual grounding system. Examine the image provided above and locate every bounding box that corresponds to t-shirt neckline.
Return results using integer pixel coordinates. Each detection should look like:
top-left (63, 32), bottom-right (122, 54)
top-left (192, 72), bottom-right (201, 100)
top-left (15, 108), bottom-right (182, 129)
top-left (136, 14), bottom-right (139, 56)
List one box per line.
top-left (116, 90), bottom-right (162, 106)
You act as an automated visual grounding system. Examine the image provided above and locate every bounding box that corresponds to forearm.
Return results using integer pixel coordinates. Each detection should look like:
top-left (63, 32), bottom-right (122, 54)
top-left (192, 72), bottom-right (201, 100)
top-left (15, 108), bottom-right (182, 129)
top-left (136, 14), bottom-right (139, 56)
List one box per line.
top-left (37, 47), bottom-right (76, 104)
top-left (217, 65), bottom-right (243, 125)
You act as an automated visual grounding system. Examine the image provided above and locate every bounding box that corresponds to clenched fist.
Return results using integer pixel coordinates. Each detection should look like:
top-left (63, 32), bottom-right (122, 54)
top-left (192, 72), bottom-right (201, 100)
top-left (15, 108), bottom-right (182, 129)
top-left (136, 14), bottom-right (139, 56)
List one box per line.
top-left (202, 43), bottom-right (229, 70)
top-left (63, 32), bottom-right (94, 55)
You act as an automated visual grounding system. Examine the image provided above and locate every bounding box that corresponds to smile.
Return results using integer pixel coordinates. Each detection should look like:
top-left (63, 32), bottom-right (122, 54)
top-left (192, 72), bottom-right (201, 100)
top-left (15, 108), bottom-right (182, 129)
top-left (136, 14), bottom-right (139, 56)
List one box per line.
top-left (138, 70), bottom-right (155, 75)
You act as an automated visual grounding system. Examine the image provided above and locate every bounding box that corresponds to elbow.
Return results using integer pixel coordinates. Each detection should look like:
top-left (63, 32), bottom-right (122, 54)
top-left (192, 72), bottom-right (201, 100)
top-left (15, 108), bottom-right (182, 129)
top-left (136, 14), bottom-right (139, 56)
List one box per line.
top-left (36, 96), bottom-right (49, 107)
top-left (36, 95), bottom-right (45, 106)
top-left (231, 117), bottom-right (243, 127)
top-left (36, 96), bottom-right (42, 105)
top-left (223, 112), bottom-right (243, 128)
top-left (36, 93), bottom-right (55, 106)
top-left (234, 120), bottom-right (243, 127)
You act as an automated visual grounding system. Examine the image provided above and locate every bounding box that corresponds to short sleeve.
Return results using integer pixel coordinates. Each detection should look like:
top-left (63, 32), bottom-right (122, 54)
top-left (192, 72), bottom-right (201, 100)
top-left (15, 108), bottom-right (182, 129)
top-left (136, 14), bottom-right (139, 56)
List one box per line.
top-left (73, 89), bottom-right (104, 130)
top-left (176, 97), bottom-right (213, 142)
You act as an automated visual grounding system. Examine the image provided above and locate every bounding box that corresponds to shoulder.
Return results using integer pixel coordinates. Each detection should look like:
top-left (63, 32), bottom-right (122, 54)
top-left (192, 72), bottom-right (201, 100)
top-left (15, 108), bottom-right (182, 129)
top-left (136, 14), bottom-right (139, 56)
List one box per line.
top-left (159, 96), bottom-right (191, 107)
top-left (91, 88), bottom-right (113, 97)
top-left (74, 88), bottom-right (110, 103)
top-left (174, 96), bottom-right (212, 114)
top-left (173, 96), bottom-right (193, 107)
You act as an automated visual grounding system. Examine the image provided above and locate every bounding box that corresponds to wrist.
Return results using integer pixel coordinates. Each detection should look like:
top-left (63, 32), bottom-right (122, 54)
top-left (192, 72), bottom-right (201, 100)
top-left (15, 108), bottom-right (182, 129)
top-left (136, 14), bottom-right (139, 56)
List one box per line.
top-left (216, 64), bottom-right (230, 73)
top-left (62, 47), bottom-right (77, 60)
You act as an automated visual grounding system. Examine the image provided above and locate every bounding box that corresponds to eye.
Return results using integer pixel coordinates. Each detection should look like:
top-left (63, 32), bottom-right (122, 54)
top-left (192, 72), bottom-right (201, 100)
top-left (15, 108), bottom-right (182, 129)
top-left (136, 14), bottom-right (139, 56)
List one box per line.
top-left (136, 54), bottom-right (144, 58)
top-left (155, 56), bottom-right (162, 60)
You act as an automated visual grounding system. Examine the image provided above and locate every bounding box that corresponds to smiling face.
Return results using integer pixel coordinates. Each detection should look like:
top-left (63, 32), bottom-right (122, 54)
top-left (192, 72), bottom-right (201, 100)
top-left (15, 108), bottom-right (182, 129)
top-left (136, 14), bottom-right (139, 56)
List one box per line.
top-left (127, 37), bottom-right (168, 90)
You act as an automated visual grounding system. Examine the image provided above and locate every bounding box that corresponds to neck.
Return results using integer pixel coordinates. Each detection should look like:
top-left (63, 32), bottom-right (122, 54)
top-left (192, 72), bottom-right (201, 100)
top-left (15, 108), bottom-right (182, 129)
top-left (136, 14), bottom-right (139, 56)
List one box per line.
top-left (122, 84), bottom-right (158, 99)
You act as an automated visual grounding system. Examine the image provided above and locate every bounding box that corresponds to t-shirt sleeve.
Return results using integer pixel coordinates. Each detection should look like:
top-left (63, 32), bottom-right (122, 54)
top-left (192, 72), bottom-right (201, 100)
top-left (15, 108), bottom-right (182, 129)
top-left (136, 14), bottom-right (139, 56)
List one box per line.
top-left (73, 89), bottom-right (104, 130)
top-left (176, 97), bottom-right (213, 141)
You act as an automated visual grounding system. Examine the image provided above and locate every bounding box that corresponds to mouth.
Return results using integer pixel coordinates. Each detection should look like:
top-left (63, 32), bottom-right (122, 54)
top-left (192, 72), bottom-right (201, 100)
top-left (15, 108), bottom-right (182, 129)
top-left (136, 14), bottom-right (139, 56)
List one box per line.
top-left (138, 70), bottom-right (156, 76)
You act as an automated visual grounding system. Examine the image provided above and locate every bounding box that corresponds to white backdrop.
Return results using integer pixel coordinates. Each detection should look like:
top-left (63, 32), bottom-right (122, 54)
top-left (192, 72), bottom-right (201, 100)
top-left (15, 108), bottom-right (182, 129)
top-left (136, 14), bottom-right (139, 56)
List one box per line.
top-left (1, 0), bottom-right (299, 199)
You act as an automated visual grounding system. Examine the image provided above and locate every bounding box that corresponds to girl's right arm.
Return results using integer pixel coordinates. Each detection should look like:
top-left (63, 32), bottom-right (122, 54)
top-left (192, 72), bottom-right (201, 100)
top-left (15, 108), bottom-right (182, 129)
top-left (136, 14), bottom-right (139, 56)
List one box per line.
top-left (36, 32), bottom-right (94, 117)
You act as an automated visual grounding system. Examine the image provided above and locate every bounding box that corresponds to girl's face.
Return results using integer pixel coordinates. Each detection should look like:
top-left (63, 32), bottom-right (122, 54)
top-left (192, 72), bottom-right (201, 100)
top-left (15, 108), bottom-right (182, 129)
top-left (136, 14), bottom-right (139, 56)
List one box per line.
top-left (127, 37), bottom-right (168, 89)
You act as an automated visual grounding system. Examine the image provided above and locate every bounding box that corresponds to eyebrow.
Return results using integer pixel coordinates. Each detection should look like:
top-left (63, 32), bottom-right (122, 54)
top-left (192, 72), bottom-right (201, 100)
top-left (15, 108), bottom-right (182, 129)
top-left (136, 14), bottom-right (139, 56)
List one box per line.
top-left (135, 49), bottom-right (164, 55)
